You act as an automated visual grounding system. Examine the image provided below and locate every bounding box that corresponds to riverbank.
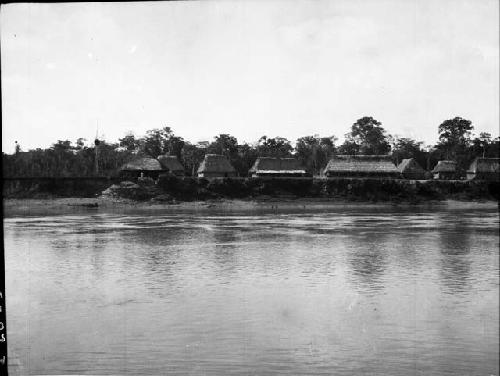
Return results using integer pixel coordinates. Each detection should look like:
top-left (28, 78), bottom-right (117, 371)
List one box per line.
top-left (3, 197), bottom-right (498, 217)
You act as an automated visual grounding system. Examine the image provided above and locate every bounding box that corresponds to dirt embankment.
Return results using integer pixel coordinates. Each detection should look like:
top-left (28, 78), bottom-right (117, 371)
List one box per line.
top-left (3, 197), bottom-right (498, 218)
top-left (3, 176), bottom-right (499, 217)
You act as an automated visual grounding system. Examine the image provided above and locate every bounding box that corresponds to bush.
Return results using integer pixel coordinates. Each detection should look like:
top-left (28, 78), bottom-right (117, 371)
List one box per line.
top-left (206, 178), bottom-right (248, 198)
top-left (157, 176), bottom-right (197, 199)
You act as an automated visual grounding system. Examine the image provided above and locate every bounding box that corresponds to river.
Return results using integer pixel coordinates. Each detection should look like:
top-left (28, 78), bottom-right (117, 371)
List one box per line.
top-left (4, 206), bottom-right (499, 375)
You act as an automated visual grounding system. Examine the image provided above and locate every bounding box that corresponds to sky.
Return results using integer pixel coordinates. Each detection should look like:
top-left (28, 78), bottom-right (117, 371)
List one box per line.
top-left (1, 0), bottom-right (499, 153)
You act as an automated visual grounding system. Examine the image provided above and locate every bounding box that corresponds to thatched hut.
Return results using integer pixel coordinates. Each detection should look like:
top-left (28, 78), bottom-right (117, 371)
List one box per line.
top-left (466, 157), bottom-right (499, 181)
top-left (397, 158), bottom-right (427, 180)
top-left (157, 155), bottom-right (185, 177)
top-left (323, 155), bottom-right (400, 178)
top-left (432, 160), bottom-right (459, 180)
top-left (249, 157), bottom-right (307, 177)
top-left (119, 157), bottom-right (163, 179)
top-left (197, 154), bottom-right (237, 178)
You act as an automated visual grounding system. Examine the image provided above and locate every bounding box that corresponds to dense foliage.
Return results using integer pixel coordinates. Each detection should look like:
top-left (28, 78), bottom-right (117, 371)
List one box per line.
top-left (4, 176), bottom-right (498, 202)
top-left (3, 117), bottom-right (499, 177)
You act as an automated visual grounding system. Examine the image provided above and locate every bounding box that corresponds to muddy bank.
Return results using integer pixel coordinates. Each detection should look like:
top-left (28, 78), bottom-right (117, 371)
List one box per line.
top-left (3, 197), bottom-right (498, 217)
top-left (3, 176), bottom-right (498, 217)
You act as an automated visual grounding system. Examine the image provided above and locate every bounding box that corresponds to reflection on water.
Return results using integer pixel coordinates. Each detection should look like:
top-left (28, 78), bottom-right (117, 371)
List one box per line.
top-left (4, 208), bottom-right (499, 375)
top-left (347, 234), bottom-right (389, 294)
top-left (437, 216), bottom-right (473, 295)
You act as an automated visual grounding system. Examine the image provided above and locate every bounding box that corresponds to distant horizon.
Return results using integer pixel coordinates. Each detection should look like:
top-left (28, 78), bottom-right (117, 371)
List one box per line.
top-left (2, 1), bottom-right (499, 153)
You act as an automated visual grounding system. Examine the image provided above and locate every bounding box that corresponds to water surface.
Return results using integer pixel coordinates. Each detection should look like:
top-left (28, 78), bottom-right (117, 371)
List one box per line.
top-left (4, 207), bottom-right (499, 375)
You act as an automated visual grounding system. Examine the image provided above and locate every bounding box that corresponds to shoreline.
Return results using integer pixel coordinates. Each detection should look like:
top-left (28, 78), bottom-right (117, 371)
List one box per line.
top-left (3, 197), bottom-right (498, 217)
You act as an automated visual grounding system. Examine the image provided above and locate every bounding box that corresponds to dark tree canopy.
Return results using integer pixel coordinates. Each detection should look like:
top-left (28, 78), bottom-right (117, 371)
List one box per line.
top-left (256, 136), bottom-right (293, 157)
top-left (295, 135), bottom-right (336, 174)
top-left (207, 134), bottom-right (239, 157)
top-left (3, 117), bottom-right (498, 178)
top-left (435, 117), bottom-right (474, 169)
top-left (438, 117), bottom-right (474, 148)
top-left (119, 133), bottom-right (141, 152)
top-left (391, 137), bottom-right (425, 166)
top-left (142, 127), bottom-right (185, 158)
top-left (341, 116), bottom-right (391, 155)
top-left (470, 133), bottom-right (499, 159)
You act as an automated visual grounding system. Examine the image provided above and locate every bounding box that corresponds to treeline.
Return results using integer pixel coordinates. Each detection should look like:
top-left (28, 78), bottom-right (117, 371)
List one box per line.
top-left (3, 116), bottom-right (499, 178)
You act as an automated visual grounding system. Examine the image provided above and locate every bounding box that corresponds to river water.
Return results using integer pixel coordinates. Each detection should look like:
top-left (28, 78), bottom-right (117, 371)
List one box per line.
top-left (4, 206), bottom-right (499, 375)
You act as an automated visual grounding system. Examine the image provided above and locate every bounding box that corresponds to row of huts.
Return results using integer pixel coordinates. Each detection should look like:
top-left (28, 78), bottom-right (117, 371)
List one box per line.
top-left (120, 154), bottom-right (499, 181)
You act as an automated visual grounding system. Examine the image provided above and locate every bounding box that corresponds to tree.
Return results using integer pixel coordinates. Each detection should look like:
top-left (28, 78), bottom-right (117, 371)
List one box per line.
top-left (234, 143), bottom-right (258, 176)
top-left (342, 117), bottom-right (391, 155)
top-left (256, 136), bottom-right (293, 157)
top-left (207, 134), bottom-right (239, 157)
top-left (181, 143), bottom-right (206, 176)
top-left (477, 132), bottom-right (491, 158)
top-left (119, 133), bottom-right (141, 152)
top-left (435, 117), bottom-right (475, 170)
top-left (142, 127), bottom-right (185, 158)
top-left (436, 117), bottom-right (473, 158)
top-left (295, 135), bottom-right (337, 174)
top-left (75, 138), bottom-right (86, 151)
top-left (391, 137), bottom-right (425, 166)
top-left (337, 139), bottom-right (359, 155)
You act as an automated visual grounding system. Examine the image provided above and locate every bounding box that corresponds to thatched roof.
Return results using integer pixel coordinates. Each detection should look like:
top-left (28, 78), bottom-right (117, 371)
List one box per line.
top-left (432, 160), bottom-right (457, 173)
top-left (467, 157), bottom-right (499, 173)
top-left (324, 155), bottom-right (399, 174)
top-left (398, 158), bottom-right (425, 173)
top-left (120, 157), bottom-right (163, 171)
top-left (249, 157), bottom-right (306, 174)
top-left (157, 155), bottom-right (184, 172)
top-left (197, 154), bottom-right (236, 174)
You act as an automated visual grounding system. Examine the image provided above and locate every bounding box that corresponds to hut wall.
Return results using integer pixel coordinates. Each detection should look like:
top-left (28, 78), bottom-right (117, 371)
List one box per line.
top-left (252, 172), bottom-right (308, 178)
top-left (433, 171), bottom-right (458, 180)
top-left (402, 172), bottom-right (426, 180)
top-left (119, 170), bottom-right (162, 180)
top-left (325, 171), bottom-right (400, 179)
top-left (467, 171), bottom-right (499, 181)
top-left (198, 171), bottom-right (237, 178)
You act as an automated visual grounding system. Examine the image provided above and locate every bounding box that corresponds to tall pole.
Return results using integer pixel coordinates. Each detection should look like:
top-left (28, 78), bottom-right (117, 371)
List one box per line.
top-left (95, 120), bottom-right (99, 175)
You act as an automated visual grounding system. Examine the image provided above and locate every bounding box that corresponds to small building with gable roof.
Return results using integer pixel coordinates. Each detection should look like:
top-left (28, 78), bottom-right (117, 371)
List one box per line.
top-left (466, 157), bottom-right (499, 181)
top-left (197, 154), bottom-right (237, 178)
top-left (157, 155), bottom-right (185, 177)
top-left (119, 157), bottom-right (164, 179)
top-left (397, 158), bottom-right (427, 180)
top-left (432, 160), bottom-right (459, 180)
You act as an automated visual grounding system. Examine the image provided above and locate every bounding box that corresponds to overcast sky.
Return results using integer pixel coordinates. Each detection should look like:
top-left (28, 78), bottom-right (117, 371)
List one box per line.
top-left (1, 0), bottom-right (499, 153)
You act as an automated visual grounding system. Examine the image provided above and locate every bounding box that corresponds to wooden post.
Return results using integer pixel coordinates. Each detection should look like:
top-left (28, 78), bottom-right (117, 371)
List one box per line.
top-left (94, 138), bottom-right (100, 175)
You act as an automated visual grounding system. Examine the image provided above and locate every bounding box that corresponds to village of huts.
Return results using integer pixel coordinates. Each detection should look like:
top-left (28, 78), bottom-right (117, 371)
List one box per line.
top-left (117, 153), bottom-right (498, 183)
